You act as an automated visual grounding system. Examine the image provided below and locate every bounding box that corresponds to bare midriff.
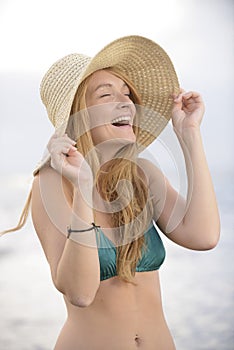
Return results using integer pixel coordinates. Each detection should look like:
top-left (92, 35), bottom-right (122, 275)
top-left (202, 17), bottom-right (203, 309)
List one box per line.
top-left (54, 271), bottom-right (176, 350)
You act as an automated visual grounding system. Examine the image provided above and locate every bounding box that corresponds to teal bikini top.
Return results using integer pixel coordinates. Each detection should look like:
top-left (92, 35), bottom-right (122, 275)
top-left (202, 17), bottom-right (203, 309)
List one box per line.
top-left (96, 223), bottom-right (166, 281)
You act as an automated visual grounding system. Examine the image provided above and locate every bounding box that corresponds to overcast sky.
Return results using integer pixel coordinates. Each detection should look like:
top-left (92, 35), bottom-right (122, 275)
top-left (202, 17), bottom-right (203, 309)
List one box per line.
top-left (0, 0), bottom-right (233, 176)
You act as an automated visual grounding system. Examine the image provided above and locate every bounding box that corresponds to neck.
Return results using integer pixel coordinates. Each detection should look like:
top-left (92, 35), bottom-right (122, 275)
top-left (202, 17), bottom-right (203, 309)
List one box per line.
top-left (95, 141), bottom-right (135, 165)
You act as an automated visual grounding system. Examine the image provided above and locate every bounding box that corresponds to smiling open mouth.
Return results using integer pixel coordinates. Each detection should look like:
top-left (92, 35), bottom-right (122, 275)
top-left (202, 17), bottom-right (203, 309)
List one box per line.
top-left (111, 116), bottom-right (132, 127)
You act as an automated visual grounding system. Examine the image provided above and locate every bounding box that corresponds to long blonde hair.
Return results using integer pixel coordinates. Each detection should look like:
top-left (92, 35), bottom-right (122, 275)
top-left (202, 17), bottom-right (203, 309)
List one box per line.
top-left (1, 68), bottom-right (153, 284)
top-left (68, 69), bottom-right (153, 283)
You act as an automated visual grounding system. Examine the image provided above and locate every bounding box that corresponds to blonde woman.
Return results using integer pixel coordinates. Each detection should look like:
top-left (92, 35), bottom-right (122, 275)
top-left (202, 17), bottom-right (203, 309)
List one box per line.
top-left (2, 36), bottom-right (220, 349)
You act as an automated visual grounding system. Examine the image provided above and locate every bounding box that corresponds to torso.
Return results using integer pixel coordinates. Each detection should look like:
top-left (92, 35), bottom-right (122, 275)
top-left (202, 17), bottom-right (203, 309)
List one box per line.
top-left (36, 166), bottom-right (176, 350)
top-left (55, 271), bottom-right (176, 350)
top-left (55, 201), bottom-right (175, 349)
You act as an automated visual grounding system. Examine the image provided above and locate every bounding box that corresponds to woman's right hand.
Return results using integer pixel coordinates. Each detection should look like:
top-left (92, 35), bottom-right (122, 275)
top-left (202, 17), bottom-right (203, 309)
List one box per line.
top-left (47, 133), bottom-right (93, 188)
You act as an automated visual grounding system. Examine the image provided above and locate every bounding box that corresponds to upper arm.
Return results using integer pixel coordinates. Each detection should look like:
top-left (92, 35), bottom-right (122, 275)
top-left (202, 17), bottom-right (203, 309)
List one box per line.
top-left (141, 157), bottom-right (216, 249)
top-left (31, 167), bottom-right (73, 284)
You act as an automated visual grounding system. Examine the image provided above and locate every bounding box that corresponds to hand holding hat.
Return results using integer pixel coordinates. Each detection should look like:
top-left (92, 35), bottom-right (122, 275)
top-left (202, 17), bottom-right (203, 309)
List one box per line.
top-left (47, 133), bottom-right (93, 188)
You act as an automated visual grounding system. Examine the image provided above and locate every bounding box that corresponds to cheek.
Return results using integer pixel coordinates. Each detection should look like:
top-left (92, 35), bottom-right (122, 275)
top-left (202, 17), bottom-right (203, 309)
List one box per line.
top-left (88, 105), bottom-right (113, 130)
top-left (88, 105), bottom-right (114, 145)
top-left (90, 125), bottom-right (111, 145)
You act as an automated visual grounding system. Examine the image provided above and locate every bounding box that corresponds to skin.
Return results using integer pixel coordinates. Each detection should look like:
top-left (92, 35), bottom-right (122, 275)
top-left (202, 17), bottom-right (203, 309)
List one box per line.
top-left (86, 71), bottom-right (136, 148)
top-left (31, 70), bottom-right (220, 349)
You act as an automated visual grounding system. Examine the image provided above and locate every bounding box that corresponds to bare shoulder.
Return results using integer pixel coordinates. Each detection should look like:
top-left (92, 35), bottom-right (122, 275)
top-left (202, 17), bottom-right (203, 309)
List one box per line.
top-left (32, 166), bottom-right (73, 205)
top-left (137, 157), bottom-right (166, 184)
top-left (32, 165), bottom-right (72, 189)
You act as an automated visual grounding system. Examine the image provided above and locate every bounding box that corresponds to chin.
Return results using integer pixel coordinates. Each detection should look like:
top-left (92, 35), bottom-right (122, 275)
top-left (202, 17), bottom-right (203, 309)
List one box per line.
top-left (94, 136), bottom-right (136, 152)
top-left (113, 129), bottom-right (136, 144)
top-left (113, 134), bottom-right (136, 145)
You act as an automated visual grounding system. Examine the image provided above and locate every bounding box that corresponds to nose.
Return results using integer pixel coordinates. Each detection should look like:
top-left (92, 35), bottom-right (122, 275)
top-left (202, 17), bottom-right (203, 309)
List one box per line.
top-left (117, 101), bottom-right (132, 109)
top-left (114, 92), bottom-right (136, 115)
top-left (115, 93), bottom-right (133, 107)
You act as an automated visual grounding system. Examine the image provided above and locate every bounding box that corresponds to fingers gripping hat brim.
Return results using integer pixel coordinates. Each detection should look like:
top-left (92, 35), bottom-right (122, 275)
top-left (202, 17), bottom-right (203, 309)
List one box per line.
top-left (34, 35), bottom-right (180, 174)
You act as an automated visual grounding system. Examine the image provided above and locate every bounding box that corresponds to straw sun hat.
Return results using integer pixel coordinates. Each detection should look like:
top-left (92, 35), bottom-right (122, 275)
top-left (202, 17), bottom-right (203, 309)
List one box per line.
top-left (34, 35), bottom-right (179, 174)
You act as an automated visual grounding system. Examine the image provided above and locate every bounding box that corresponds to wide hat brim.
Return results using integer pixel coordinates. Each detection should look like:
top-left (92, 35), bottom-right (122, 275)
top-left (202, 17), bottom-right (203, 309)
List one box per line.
top-left (34, 35), bottom-right (180, 174)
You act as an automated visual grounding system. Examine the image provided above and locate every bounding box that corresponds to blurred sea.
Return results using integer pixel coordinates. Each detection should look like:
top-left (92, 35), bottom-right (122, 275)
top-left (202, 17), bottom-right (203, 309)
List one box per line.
top-left (0, 169), bottom-right (233, 350)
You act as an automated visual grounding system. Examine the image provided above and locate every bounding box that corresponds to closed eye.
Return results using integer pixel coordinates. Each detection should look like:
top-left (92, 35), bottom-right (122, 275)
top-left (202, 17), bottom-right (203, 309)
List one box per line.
top-left (100, 94), bottom-right (111, 98)
top-left (101, 93), bottom-right (130, 97)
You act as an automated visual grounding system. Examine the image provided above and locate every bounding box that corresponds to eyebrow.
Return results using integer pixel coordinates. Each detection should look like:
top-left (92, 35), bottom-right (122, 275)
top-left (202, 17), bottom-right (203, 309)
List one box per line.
top-left (94, 83), bottom-right (112, 92)
top-left (94, 82), bottom-right (129, 92)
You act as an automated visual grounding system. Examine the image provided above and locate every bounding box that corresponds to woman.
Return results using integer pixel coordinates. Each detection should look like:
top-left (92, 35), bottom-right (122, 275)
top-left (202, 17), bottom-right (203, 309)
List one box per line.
top-left (3, 36), bottom-right (220, 349)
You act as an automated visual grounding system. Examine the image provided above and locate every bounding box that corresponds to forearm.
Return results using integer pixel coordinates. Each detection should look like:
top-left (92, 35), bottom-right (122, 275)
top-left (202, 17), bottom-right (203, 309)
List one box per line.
top-left (56, 185), bottom-right (100, 307)
top-left (179, 128), bottom-right (220, 245)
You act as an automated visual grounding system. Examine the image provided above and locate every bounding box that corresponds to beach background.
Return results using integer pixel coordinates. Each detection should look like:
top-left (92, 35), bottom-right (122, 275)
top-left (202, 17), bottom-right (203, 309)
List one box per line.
top-left (0, 0), bottom-right (233, 349)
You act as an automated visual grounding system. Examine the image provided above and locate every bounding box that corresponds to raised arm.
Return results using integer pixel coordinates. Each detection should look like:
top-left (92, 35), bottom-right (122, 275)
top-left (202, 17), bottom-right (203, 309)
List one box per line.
top-left (146, 90), bottom-right (220, 250)
top-left (31, 134), bottom-right (100, 307)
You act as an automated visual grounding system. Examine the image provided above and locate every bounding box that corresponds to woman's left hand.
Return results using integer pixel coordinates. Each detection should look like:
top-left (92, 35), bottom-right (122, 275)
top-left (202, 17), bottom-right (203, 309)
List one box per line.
top-left (171, 89), bottom-right (205, 136)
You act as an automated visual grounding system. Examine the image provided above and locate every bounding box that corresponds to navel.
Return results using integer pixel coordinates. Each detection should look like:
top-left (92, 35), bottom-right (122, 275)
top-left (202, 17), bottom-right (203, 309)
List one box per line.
top-left (134, 334), bottom-right (142, 346)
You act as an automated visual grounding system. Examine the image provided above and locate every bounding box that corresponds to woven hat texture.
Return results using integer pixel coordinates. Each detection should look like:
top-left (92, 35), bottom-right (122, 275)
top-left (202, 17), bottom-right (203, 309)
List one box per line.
top-left (35, 35), bottom-right (180, 173)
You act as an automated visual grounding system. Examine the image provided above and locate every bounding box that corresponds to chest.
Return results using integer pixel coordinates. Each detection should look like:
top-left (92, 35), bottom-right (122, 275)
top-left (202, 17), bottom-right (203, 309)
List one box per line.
top-left (96, 224), bottom-right (166, 281)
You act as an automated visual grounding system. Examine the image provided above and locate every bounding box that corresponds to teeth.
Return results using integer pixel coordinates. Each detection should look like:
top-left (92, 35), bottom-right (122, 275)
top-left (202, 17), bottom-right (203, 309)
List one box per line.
top-left (111, 116), bottom-right (131, 124)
